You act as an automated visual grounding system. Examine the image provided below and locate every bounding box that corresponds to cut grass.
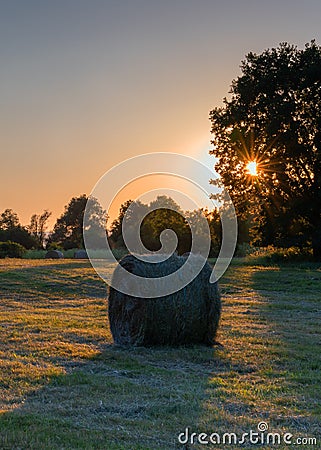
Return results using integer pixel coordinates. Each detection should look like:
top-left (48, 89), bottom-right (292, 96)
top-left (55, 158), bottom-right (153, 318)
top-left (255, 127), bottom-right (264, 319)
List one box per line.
top-left (0, 259), bottom-right (320, 449)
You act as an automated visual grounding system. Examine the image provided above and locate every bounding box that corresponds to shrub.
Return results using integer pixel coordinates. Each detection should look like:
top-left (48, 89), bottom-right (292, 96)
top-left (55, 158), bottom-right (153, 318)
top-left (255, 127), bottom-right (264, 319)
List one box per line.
top-left (0, 227), bottom-right (37, 249)
top-left (248, 246), bottom-right (313, 264)
top-left (0, 241), bottom-right (26, 258)
top-left (63, 248), bottom-right (78, 258)
top-left (23, 249), bottom-right (47, 259)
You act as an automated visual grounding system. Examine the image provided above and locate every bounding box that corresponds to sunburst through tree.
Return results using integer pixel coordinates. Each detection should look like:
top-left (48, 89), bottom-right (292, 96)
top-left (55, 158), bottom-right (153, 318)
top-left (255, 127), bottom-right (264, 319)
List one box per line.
top-left (210, 41), bottom-right (321, 259)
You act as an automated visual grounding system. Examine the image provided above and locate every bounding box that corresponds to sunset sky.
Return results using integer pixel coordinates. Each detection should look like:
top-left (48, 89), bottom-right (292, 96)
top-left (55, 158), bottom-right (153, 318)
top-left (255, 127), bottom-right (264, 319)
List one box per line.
top-left (1, 0), bottom-right (321, 229)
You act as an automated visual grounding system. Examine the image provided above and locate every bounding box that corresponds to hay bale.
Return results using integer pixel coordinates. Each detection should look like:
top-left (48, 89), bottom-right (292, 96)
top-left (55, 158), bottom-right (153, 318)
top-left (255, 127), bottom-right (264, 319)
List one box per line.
top-left (74, 249), bottom-right (88, 259)
top-left (108, 254), bottom-right (221, 346)
top-left (45, 250), bottom-right (64, 259)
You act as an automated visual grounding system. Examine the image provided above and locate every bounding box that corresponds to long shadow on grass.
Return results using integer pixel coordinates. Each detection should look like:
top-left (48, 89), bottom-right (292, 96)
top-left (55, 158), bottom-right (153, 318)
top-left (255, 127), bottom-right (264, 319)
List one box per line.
top-left (248, 265), bottom-right (321, 443)
top-left (182, 263), bottom-right (321, 449)
top-left (0, 260), bottom-right (107, 300)
top-left (0, 339), bottom-right (253, 450)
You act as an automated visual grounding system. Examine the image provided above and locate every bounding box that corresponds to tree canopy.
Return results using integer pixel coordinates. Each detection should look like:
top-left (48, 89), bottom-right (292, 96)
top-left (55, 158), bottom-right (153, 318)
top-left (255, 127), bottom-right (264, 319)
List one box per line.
top-left (108, 196), bottom-right (221, 256)
top-left (49, 195), bottom-right (106, 250)
top-left (0, 209), bottom-right (20, 230)
top-left (209, 41), bottom-right (321, 258)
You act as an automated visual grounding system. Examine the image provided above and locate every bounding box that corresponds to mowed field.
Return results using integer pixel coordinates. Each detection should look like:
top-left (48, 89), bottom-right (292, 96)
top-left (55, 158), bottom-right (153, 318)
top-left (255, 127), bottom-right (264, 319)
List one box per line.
top-left (0, 259), bottom-right (320, 449)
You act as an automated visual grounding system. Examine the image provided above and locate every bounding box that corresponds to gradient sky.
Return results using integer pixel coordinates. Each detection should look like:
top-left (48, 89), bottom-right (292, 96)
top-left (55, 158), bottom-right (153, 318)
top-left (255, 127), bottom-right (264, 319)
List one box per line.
top-left (1, 0), bottom-right (321, 228)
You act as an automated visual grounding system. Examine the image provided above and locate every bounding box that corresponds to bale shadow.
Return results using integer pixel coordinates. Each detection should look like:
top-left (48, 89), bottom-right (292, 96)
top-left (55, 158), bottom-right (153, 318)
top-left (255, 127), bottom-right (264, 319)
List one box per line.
top-left (0, 338), bottom-right (249, 449)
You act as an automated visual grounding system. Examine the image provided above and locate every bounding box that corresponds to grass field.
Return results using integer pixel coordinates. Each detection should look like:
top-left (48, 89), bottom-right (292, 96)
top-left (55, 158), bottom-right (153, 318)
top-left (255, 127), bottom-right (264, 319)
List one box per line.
top-left (0, 258), bottom-right (320, 449)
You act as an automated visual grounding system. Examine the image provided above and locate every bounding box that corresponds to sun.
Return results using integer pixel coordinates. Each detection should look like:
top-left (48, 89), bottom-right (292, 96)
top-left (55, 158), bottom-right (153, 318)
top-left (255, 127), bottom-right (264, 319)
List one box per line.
top-left (246, 160), bottom-right (258, 176)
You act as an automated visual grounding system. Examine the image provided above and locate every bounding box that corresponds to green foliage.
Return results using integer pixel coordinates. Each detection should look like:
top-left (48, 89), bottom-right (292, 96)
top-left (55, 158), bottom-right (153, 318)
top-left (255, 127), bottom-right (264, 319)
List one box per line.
top-left (48, 195), bottom-right (106, 250)
top-left (210, 41), bottom-right (321, 259)
top-left (0, 241), bottom-right (26, 258)
top-left (0, 227), bottom-right (37, 250)
top-left (234, 242), bottom-right (254, 257)
top-left (248, 246), bottom-right (313, 264)
top-left (108, 199), bottom-right (148, 248)
top-left (23, 249), bottom-right (47, 259)
top-left (62, 248), bottom-right (78, 258)
top-left (111, 247), bottom-right (128, 260)
top-left (109, 196), bottom-right (221, 256)
top-left (0, 209), bottom-right (38, 249)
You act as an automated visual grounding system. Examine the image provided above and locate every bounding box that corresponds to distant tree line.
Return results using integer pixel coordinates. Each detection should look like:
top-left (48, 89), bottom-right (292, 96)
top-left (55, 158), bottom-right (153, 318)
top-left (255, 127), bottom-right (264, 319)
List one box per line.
top-left (0, 195), bottom-right (107, 253)
top-left (0, 194), bottom-right (223, 257)
top-left (0, 208), bottom-right (50, 250)
top-left (108, 195), bottom-right (222, 257)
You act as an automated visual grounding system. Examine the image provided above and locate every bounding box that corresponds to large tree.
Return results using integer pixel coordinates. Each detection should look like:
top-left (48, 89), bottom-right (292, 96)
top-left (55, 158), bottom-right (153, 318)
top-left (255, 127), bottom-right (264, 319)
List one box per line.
top-left (142, 196), bottom-right (190, 254)
top-left (49, 195), bottom-right (106, 249)
top-left (108, 196), bottom-right (221, 256)
top-left (108, 197), bottom-right (189, 253)
top-left (210, 41), bottom-right (321, 258)
top-left (108, 199), bottom-right (149, 249)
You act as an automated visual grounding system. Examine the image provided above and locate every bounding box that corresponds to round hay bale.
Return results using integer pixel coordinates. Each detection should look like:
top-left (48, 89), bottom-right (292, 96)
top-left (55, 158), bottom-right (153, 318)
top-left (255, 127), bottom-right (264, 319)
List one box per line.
top-left (74, 249), bottom-right (88, 259)
top-left (45, 250), bottom-right (64, 259)
top-left (108, 254), bottom-right (221, 346)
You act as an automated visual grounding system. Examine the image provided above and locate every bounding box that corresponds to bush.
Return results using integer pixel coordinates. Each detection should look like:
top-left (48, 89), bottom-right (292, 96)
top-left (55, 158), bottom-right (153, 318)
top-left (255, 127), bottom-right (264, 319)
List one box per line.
top-left (0, 227), bottom-right (37, 250)
top-left (23, 249), bottom-right (47, 259)
top-left (248, 246), bottom-right (313, 264)
top-left (63, 248), bottom-right (78, 258)
top-left (0, 241), bottom-right (26, 258)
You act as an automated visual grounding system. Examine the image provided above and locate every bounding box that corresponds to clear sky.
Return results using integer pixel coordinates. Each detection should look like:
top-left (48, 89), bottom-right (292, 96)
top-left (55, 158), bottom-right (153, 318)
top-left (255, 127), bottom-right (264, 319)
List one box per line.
top-left (1, 0), bottom-right (321, 228)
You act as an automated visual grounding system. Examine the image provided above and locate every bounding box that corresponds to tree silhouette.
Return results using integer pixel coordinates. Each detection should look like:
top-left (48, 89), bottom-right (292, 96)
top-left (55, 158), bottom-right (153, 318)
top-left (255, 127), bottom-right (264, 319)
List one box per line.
top-left (49, 195), bottom-right (106, 250)
top-left (28, 210), bottom-right (52, 249)
top-left (210, 41), bottom-right (321, 258)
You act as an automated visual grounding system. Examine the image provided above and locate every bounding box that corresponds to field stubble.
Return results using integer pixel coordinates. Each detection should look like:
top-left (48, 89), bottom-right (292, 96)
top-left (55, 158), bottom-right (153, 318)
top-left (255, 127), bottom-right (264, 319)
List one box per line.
top-left (0, 258), bottom-right (320, 449)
